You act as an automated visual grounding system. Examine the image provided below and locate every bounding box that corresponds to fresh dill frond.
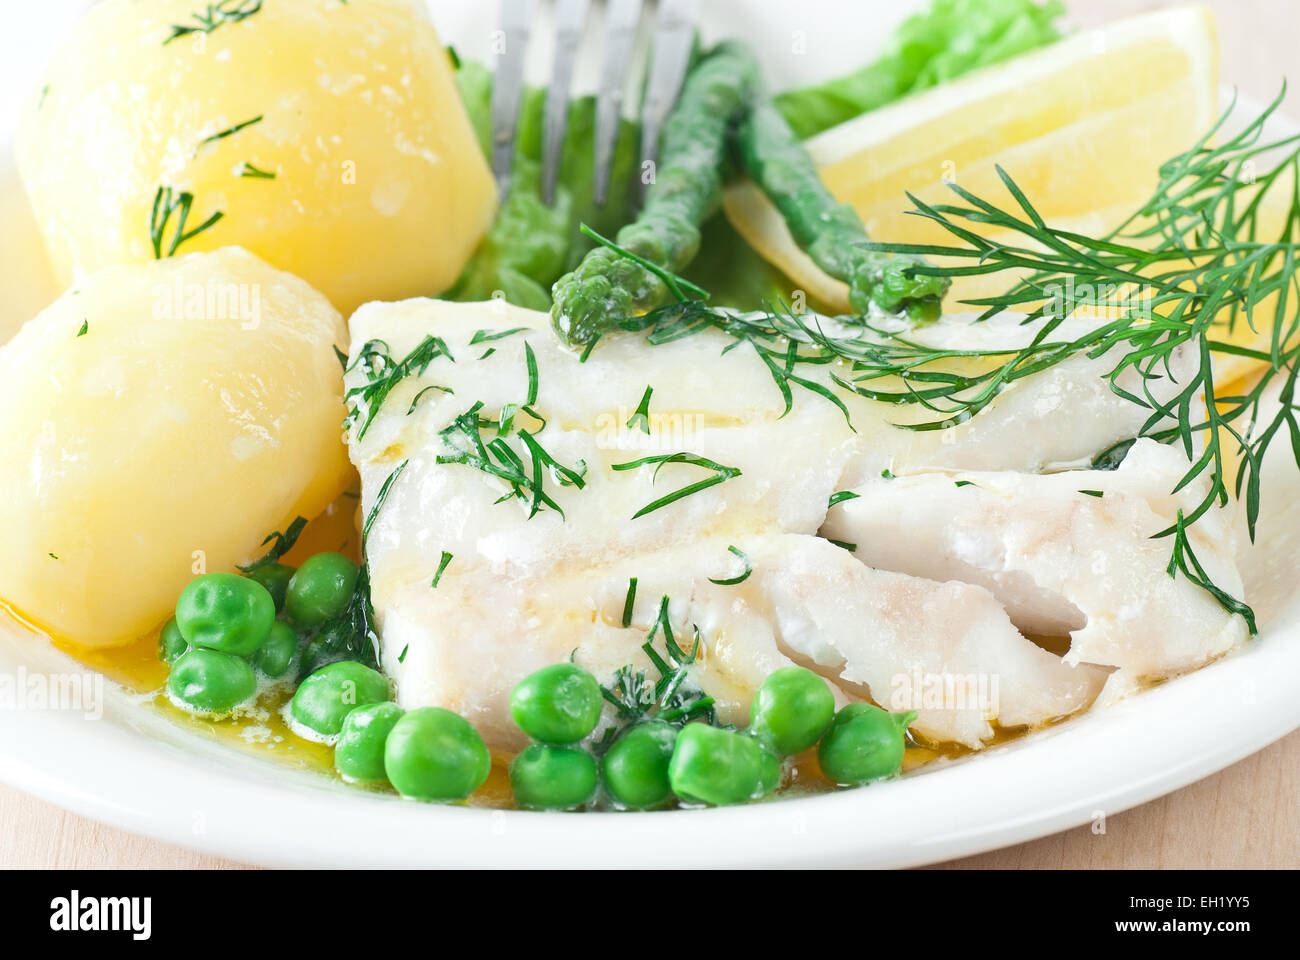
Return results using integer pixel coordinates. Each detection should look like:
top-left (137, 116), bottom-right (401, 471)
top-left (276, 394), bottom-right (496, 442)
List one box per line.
top-left (611, 451), bottom-right (741, 519)
top-left (149, 186), bottom-right (223, 258)
top-left (853, 89), bottom-right (1300, 629)
top-left (614, 92), bottom-right (1300, 629)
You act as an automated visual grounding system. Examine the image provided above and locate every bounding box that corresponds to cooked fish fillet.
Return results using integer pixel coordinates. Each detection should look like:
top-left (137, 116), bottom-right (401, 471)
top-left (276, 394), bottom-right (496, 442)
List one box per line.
top-left (823, 438), bottom-right (1249, 698)
top-left (344, 299), bottom-right (1218, 749)
top-left (835, 313), bottom-right (1198, 485)
top-left (379, 534), bottom-right (1105, 750)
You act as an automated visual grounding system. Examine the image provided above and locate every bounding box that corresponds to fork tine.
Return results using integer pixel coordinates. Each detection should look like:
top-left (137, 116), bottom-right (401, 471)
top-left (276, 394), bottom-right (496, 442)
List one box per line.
top-left (491, 0), bottom-right (536, 201)
top-left (638, 0), bottom-right (698, 203)
top-left (593, 0), bottom-right (644, 207)
top-left (542, 0), bottom-right (591, 206)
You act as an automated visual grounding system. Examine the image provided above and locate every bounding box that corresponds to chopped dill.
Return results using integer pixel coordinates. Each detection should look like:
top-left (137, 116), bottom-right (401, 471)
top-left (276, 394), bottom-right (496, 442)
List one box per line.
top-left (238, 516), bottom-right (307, 573)
top-left (621, 577), bottom-right (637, 628)
top-left (76, 320), bottom-right (88, 337)
top-left (468, 327), bottom-right (529, 344)
top-left (597, 594), bottom-right (717, 752)
top-left (196, 115), bottom-right (263, 154)
top-left (164, 0), bottom-right (263, 45)
top-left (707, 545), bottom-right (752, 585)
top-left (344, 335), bottom-right (455, 439)
top-left (237, 162), bottom-right (276, 180)
top-left (363, 460), bottom-right (407, 543)
top-left (437, 401), bottom-right (585, 519)
top-left (610, 451), bottom-right (741, 519)
top-left (828, 490), bottom-right (860, 508)
top-left (149, 187), bottom-right (223, 258)
top-left (627, 385), bottom-right (654, 435)
top-left (827, 539), bottom-right (857, 552)
top-left (431, 551), bottom-right (453, 588)
top-left (407, 383), bottom-right (453, 415)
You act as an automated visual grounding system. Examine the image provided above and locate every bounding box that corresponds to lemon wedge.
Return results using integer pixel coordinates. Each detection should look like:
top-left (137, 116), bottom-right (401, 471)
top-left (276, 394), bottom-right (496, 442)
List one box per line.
top-left (724, 5), bottom-right (1220, 312)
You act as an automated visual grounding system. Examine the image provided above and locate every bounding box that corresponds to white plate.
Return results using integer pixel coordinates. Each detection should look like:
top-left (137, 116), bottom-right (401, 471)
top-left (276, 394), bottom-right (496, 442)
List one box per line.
top-left (1, 1), bottom-right (1298, 869)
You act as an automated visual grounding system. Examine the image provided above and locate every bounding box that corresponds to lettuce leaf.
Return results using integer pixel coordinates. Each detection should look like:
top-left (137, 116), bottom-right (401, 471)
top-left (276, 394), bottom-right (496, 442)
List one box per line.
top-left (443, 61), bottom-right (641, 309)
top-left (445, 0), bottom-right (1066, 310)
top-left (774, 0), bottom-right (1066, 140)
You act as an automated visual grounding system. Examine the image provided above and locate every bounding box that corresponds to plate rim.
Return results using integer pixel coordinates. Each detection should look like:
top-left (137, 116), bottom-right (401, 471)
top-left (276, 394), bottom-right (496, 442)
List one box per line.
top-left (2, 41), bottom-right (1298, 866)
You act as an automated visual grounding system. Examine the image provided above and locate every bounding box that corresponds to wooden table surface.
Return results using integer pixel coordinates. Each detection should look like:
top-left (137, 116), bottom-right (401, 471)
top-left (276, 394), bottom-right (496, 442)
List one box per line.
top-left (3, 0), bottom-right (1298, 869)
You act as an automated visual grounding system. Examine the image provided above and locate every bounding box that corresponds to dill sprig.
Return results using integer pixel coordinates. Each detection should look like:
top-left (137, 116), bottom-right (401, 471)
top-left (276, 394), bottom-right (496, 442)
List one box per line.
top-left (610, 451), bottom-right (741, 519)
top-left (610, 92), bottom-right (1300, 629)
top-left (853, 89), bottom-right (1300, 628)
top-left (164, 0), bottom-right (263, 45)
top-left (149, 187), bottom-right (223, 258)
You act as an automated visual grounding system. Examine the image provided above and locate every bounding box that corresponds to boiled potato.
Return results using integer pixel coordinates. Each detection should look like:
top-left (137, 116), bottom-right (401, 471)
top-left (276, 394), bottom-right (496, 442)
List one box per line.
top-left (17, 0), bottom-right (496, 316)
top-left (0, 247), bottom-right (351, 647)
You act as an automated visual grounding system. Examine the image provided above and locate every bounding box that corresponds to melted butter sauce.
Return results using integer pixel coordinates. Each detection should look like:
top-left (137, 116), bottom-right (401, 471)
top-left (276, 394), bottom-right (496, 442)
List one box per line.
top-left (38, 487), bottom-right (1042, 810)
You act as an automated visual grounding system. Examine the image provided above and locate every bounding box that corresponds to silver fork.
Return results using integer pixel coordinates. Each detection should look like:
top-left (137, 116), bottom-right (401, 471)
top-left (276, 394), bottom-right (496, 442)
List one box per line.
top-left (490, 0), bottom-right (699, 207)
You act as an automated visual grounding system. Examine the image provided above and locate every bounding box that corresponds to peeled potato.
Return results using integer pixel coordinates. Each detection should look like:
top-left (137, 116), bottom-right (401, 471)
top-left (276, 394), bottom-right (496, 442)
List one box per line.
top-left (0, 247), bottom-right (351, 647)
top-left (17, 0), bottom-right (496, 316)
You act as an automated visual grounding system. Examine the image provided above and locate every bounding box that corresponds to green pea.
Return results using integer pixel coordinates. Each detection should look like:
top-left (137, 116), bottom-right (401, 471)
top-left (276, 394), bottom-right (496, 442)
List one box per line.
top-left (758, 745), bottom-right (782, 795)
top-left (253, 622), bottom-right (298, 679)
top-left (384, 707), bottom-right (491, 801)
top-left (667, 723), bottom-right (778, 806)
top-left (509, 663), bottom-right (603, 744)
top-left (749, 666), bottom-right (836, 756)
top-left (286, 553), bottom-right (359, 626)
top-left (289, 661), bottom-right (390, 739)
top-left (175, 572), bottom-right (275, 656)
top-left (509, 744), bottom-right (598, 811)
top-left (158, 616), bottom-right (189, 664)
top-left (602, 721), bottom-right (677, 809)
top-left (335, 702), bottom-right (404, 783)
top-left (167, 648), bottom-right (257, 715)
top-left (817, 703), bottom-right (916, 785)
top-left (247, 562), bottom-right (295, 612)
